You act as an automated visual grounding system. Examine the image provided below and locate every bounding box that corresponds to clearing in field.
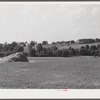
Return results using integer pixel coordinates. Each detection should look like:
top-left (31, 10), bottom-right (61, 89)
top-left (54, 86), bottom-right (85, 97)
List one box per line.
top-left (0, 56), bottom-right (100, 89)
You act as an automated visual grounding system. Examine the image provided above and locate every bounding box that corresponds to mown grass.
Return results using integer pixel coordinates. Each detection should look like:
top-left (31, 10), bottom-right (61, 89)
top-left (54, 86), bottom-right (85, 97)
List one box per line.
top-left (0, 56), bottom-right (100, 89)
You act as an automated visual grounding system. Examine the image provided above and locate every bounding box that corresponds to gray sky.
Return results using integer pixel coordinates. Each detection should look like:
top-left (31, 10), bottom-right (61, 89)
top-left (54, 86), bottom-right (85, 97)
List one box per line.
top-left (0, 2), bottom-right (100, 43)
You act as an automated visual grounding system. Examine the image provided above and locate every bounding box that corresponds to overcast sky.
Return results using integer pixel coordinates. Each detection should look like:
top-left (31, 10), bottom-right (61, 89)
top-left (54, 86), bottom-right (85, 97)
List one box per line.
top-left (0, 2), bottom-right (100, 43)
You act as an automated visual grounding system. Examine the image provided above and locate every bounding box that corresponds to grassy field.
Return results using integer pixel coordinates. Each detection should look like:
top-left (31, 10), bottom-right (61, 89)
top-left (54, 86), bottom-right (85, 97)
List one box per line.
top-left (0, 56), bottom-right (100, 89)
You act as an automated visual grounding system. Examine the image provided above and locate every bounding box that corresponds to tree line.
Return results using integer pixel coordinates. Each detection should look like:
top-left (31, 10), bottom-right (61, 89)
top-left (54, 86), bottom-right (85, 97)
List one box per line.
top-left (0, 40), bottom-right (100, 57)
top-left (29, 43), bottom-right (100, 57)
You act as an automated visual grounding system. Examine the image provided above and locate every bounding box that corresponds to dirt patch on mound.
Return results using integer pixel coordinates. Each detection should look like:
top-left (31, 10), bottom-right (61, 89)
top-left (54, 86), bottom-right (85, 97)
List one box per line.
top-left (0, 52), bottom-right (29, 63)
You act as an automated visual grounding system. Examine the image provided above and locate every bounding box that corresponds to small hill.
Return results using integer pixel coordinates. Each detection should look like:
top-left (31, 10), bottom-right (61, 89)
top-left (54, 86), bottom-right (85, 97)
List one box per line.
top-left (0, 52), bottom-right (29, 63)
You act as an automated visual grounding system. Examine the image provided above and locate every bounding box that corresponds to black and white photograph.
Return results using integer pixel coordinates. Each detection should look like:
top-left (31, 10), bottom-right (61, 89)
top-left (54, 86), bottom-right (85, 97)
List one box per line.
top-left (0, 1), bottom-right (100, 92)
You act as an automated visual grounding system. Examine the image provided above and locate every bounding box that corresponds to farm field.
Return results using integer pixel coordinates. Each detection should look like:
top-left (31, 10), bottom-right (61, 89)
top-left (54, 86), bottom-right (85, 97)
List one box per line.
top-left (0, 56), bottom-right (100, 89)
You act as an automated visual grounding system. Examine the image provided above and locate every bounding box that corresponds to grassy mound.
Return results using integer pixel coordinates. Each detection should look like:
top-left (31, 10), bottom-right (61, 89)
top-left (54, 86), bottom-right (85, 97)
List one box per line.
top-left (0, 52), bottom-right (29, 63)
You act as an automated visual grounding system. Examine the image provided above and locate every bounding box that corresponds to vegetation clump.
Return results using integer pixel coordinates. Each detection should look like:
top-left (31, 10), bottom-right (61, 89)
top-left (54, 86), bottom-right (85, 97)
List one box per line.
top-left (0, 52), bottom-right (29, 63)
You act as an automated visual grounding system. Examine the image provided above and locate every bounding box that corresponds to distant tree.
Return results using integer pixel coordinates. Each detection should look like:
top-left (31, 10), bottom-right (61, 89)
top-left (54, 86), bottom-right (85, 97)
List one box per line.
top-left (89, 50), bottom-right (95, 56)
top-left (35, 43), bottom-right (43, 56)
top-left (37, 48), bottom-right (48, 57)
top-left (57, 50), bottom-right (63, 57)
top-left (42, 41), bottom-right (48, 45)
top-left (19, 42), bottom-right (26, 47)
top-left (80, 46), bottom-right (89, 56)
top-left (90, 45), bottom-right (97, 51)
top-left (62, 49), bottom-right (69, 57)
top-left (74, 48), bottom-right (80, 56)
top-left (13, 45), bottom-right (24, 53)
top-left (29, 48), bottom-right (37, 57)
top-left (3, 42), bottom-right (9, 51)
top-left (94, 49), bottom-right (99, 57)
top-left (94, 44), bottom-right (100, 57)
top-left (51, 50), bottom-right (59, 57)
top-left (52, 42), bottom-right (56, 45)
top-left (85, 45), bottom-right (89, 50)
top-left (88, 45), bottom-right (97, 56)
top-left (43, 48), bottom-right (49, 56)
top-left (30, 41), bottom-right (37, 47)
top-left (0, 44), bottom-right (3, 51)
top-left (46, 48), bottom-right (53, 57)
top-left (97, 44), bottom-right (100, 49)
top-left (68, 47), bottom-right (75, 56)
top-left (36, 43), bottom-right (43, 52)
top-left (11, 42), bottom-right (18, 48)
top-left (7, 44), bottom-right (14, 51)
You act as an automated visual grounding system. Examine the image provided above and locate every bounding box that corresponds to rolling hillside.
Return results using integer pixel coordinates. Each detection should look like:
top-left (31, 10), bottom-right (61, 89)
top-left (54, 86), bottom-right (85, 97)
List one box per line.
top-left (43, 42), bottom-right (100, 50)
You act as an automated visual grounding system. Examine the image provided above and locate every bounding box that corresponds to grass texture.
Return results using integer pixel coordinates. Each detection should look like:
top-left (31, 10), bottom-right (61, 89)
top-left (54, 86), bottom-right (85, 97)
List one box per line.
top-left (0, 56), bottom-right (100, 89)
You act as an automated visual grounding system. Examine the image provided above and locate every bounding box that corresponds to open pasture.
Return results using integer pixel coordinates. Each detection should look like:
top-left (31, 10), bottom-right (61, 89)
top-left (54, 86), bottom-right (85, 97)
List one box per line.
top-left (0, 56), bottom-right (100, 89)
